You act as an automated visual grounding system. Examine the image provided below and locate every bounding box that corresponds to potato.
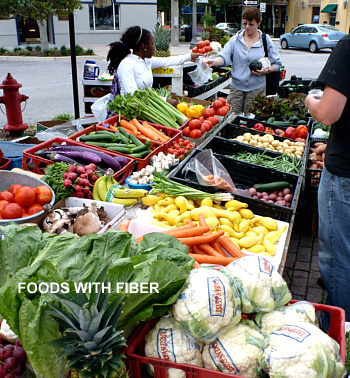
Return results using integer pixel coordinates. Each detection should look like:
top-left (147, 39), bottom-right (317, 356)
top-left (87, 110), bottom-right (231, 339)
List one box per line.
top-left (315, 144), bottom-right (327, 155)
top-left (309, 163), bottom-right (318, 169)
top-left (314, 142), bottom-right (325, 148)
top-left (243, 133), bottom-right (252, 141)
top-left (317, 161), bottom-right (324, 169)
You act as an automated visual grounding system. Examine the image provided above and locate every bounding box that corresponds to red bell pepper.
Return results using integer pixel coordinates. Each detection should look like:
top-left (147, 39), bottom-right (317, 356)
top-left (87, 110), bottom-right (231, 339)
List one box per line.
top-left (296, 125), bottom-right (308, 138)
top-left (285, 126), bottom-right (297, 140)
top-left (265, 127), bottom-right (275, 134)
top-left (253, 123), bottom-right (265, 132)
top-left (275, 129), bottom-right (285, 137)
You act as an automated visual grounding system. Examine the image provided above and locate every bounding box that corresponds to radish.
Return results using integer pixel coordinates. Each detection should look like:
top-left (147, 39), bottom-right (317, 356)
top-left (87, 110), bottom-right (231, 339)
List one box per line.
top-left (67, 172), bottom-right (78, 181)
top-left (63, 179), bottom-right (72, 188)
top-left (74, 184), bottom-right (82, 192)
top-left (76, 166), bottom-right (85, 174)
top-left (68, 165), bottom-right (77, 172)
top-left (63, 172), bottom-right (69, 179)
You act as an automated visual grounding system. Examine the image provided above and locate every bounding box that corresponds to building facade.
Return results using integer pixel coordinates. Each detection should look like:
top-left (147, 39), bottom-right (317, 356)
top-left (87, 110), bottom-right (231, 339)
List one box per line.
top-left (0, 0), bottom-right (157, 48)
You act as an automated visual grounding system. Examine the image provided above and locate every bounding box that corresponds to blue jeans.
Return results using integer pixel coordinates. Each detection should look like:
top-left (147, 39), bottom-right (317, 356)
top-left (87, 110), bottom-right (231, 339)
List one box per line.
top-left (318, 166), bottom-right (350, 322)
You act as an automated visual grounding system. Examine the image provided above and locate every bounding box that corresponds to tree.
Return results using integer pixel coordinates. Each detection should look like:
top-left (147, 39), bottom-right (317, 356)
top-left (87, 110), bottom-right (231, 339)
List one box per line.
top-left (0, 0), bottom-right (82, 51)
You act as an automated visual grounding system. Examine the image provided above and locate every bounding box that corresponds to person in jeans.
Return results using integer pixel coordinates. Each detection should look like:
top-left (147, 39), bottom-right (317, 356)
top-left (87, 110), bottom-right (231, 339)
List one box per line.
top-left (306, 34), bottom-right (350, 326)
top-left (204, 7), bottom-right (281, 116)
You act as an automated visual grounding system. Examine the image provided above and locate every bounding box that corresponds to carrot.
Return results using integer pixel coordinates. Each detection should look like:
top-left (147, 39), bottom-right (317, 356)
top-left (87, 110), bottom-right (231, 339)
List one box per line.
top-left (164, 225), bottom-right (210, 239)
top-left (178, 230), bottom-right (225, 246)
top-left (218, 235), bottom-right (247, 258)
top-left (119, 126), bottom-right (133, 135)
top-left (199, 243), bottom-right (223, 257)
top-left (193, 245), bottom-right (205, 255)
top-left (193, 261), bottom-right (200, 269)
top-left (188, 246), bottom-right (194, 254)
top-left (110, 125), bottom-right (119, 132)
top-left (118, 218), bottom-right (130, 232)
top-left (142, 121), bottom-right (170, 142)
top-left (132, 119), bottom-right (161, 141)
top-left (210, 241), bottom-right (226, 257)
top-left (120, 119), bottom-right (139, 134)
top-left (135, 236), bottom-right (144, 243)
top-left (162, 222), bottom-right (196, 235)
top-left (198, 213), bottom-right (207, 228)
top-left (189, 253), bottom-right (239, 266)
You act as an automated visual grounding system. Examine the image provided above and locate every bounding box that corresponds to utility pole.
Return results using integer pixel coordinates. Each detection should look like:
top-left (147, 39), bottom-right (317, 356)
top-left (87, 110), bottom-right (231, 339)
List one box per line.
top-left (171, 0), bottom-right (179, 46)
top-left (190, 0), bottom-right (197, 48)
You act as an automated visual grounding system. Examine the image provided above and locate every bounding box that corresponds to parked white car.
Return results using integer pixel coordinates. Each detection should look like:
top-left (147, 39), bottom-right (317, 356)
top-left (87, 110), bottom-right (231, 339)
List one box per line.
top-left (215, 22), bottom-right (238, 35)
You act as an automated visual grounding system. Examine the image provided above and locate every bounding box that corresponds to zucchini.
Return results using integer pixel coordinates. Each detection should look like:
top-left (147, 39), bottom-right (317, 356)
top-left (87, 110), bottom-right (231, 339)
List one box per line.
top-left (129, 134), bottom-right (144, 147)
top-left (254, 181), bottom-right (293, 191)
top-left (79, 134), bottom-right (117, 143)
top-left (272, 121), bottom-right (291, 126)
top-left (266, 117), bottom-right (275, 124)
top-left (296, 120), bottom-right (307, 125)
top-left (288, 116), bottom-right (299, 124)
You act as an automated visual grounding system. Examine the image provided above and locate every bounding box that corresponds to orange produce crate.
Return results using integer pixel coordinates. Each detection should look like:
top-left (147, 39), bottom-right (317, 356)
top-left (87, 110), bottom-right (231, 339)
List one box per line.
top-left (68, 124), bottom-right (166, 171)
top-left (126, 300), bottom-right (346, 377)
top-left (22, 137), bottom-right (133, 184)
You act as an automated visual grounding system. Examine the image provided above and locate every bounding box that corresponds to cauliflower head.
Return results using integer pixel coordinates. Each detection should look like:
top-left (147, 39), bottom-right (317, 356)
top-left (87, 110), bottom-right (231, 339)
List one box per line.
top-left (202, 322), bottom-right (265, 378)
top-left (260, 321), bottom-right (345, 378)
top-left (224, 256), bottom-right (291, 313)
top-left (172, 267), bottom-right (241, 342)
top-left (145, 316), bottom-right (203, 378)
top-left (255, 301), bottom-right (316, 335)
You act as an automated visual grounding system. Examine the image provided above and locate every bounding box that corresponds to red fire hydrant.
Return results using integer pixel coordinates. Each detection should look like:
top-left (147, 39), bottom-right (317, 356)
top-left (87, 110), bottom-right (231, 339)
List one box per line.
top-left (0, 73), bottom-right (29, 131)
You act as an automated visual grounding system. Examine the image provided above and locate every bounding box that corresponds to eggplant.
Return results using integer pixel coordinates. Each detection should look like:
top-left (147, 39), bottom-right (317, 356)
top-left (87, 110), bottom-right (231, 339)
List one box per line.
top-left (54, 150), bottom-right (102, 165)
top-left (49, 145), bottom-right (121, 172)
top-left (35, 149), bottom-right (53, 158)
top-left (49, 153), bottom-right (80, 165)
top-left (114, 156), bottom-right (129, 166)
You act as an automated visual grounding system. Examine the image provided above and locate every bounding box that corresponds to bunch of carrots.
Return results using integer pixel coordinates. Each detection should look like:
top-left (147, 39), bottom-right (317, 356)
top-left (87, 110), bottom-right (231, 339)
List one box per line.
top-left (134, 214), bottom-right (246, 266)
top-left (111, 119), bottom-right (171, 144)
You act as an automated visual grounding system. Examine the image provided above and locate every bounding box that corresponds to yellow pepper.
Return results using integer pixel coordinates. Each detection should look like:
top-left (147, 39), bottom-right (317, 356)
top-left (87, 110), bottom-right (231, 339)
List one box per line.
top-left (177, 102), bottom-right (189, 115)
top-left (185, 106), bottom-right (201, 118)
top-left (192, 104), bottom-right (204, 115)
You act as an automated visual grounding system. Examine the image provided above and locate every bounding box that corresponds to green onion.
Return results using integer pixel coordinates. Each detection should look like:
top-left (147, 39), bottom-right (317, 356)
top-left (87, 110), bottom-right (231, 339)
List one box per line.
top-left (151, 172), bottom-right (234, 201)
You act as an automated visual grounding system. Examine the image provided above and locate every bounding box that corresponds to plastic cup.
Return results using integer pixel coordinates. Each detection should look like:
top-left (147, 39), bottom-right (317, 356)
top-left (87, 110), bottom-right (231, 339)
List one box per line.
top-left (308, 89), bottom-right (323, 98)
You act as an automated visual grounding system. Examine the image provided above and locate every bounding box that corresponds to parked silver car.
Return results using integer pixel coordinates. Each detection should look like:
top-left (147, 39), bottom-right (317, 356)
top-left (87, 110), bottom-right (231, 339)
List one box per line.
top-left (280, 24), bottom-right (345, 53)
top-left (215, 22), bottom-right (238, 35)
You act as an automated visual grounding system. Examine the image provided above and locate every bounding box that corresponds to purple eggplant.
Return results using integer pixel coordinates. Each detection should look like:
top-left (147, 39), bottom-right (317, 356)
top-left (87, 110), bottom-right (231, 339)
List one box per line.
top-left (35, 149), bottom-right (53, 158)
top-left (49, 153), bottom-right (80, 165)
top-left (49, 145), bottom-right (121, 171)
top-left (53, 150), bottom-right (102, 165)
top-left (114, 156), bottom-right (129, 166)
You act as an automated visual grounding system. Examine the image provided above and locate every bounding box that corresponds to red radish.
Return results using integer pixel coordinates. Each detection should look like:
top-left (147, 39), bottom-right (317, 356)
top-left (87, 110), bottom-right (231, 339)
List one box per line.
top-left (85, 192), bottom-right (93, 199)
top-left (63, 179), bottom-right (72, 188)
top-left (68, 165), bottom-right (77, 172)
top-left (76, 165), bottom-right (85, 174)
top-left (67, 172), bottom-right (78, 181)
top-left (73, 191), bottom-right (84, 198)
top-left (90, 174), bottom-right (99, 182)
top-left (74, 185), bottom-right (82, 192)
top-left (80, 173), bottom-right (88, 179)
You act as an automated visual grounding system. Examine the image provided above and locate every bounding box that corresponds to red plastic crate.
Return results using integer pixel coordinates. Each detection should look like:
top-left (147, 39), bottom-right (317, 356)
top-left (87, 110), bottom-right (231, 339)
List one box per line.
top-left (22, 137), bottom-right (133, 184)
top-left (126, 301), bottom-right (346, 377)
top-left (68, 124), bottom-right (166, 171)
top-left (95, 115), bottom-right (183, 149)
top-left (0, 157), bottom-right (11, 170)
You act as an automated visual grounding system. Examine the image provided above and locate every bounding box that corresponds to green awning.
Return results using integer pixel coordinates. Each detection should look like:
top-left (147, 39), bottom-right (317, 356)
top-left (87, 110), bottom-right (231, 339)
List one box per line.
top-left (321, 4), bottom-right (338, 12)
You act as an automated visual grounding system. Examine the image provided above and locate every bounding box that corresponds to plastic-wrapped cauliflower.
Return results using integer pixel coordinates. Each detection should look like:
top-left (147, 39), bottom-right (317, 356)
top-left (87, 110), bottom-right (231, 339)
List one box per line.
top-left (202, 320), bottom-right (265, 378)
top-left (224, 256), bottom-right (291, 313)
top-left (255, 301), bottom-right (316, 335)
top-left (172, 266), bottom-right (241, 342)
top-left (145, 316), bottom-right (203, 378)
top-left (261, 321), bottom-right (345, 377)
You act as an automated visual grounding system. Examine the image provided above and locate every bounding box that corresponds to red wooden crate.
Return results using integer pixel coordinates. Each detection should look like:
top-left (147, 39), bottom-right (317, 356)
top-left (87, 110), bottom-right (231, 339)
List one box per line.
top-left (22, 137), bottom-right (133, 184)
top-left (95, 115), bottom-right (183, 149)
top-left (126, 301), bottom-right (346, 377)
top-left (68, 124), bottom-right (165, 171)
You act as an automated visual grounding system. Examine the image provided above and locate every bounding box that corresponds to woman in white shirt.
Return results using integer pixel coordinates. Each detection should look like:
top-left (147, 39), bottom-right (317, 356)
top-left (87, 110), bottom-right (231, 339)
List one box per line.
top-left (107, 25), bottom-right (199, 97)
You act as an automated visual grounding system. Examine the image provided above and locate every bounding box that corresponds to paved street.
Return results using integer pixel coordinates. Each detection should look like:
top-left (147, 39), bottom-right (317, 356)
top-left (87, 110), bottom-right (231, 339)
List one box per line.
top-left (0, 40), bottom-right (331, 125)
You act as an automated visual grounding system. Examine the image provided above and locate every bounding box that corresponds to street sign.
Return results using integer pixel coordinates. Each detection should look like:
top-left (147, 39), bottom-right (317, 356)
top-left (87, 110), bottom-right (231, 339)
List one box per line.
top-left (243, 0), bottom-right (258, 5)
top-left (260, 2), bottom-right (266, 12)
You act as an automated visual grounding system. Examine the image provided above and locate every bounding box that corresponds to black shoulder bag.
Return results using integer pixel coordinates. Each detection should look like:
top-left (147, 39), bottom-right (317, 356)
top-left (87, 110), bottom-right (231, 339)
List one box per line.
top-left (262, 33), bottom-right (280, 96)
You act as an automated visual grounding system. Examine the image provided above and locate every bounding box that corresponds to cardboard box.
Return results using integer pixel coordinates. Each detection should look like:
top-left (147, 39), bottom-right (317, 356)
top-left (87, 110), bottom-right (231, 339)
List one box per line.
top-left (33, 198), bottom-right (125, 233)
top-left (171, 94), bottom-right (211, 107)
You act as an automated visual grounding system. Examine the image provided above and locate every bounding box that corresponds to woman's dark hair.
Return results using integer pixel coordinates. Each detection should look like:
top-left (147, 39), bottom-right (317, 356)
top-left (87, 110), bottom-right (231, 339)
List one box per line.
top-left (107, 26), bottom-right (152, 75)
top-left (242, 7), bottom-right (262, 23)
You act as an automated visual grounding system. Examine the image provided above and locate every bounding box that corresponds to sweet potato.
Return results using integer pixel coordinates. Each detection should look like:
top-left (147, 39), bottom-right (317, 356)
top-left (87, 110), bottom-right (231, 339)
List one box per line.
top-left (308, 153), bottom-right (317, 164)
top-left (317, 161), bottom-right (324, 169)
top-left (315, 144), bottom-right (327, 155)
top-left (314, 142), bottom-right (325, 148)
top-left (322, 152), bottom-right (325, 161)
top-left (309, 163), bottom-right (318, 169)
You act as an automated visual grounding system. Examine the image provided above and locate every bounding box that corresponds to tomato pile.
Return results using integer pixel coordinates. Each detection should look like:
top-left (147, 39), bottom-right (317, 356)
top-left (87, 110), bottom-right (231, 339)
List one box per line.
top-left (166, 138), bottom-right (195, 158)
top-left (212, 97), bottom-right (231, 117)
top-left (0, 184), bottom-right (53, 220)
top-left (192, 40), bottom-right (213, 55)
top-left (182, 109), bottom-right (221, 139)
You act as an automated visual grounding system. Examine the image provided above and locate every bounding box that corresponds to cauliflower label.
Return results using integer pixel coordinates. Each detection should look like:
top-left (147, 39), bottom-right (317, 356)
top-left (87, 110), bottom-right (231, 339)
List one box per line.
top-left (208, 339), bottom-right (239, 374)
top-left (272, 325), bottom-right (311, 343)
top-left (258, 258), bottom-right (274, 276)
top-left (157, 328), bottom-right (177, 361)
top-left (208, 277), bottom-right (227, 317)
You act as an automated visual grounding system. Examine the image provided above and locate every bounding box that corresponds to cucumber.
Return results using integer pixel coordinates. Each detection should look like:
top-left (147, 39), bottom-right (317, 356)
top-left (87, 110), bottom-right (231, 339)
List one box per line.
top-left (129, 134), bottom-right (144, 147)
top-left (288, 116), bottom-right (299, 124)
top-left (266, 117), bottom-right (275, 124)
top-left (272, 121), bottom-right (291, 126)
top-left (79, 134), bottom-right (117, 143)
top-left (254, 181), bottom-right (293, 191)
top-left (296, 120), bottom-right (307, 125)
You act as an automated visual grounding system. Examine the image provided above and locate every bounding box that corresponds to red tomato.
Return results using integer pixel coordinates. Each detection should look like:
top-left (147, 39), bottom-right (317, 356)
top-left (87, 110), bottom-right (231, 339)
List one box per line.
top-left (218, 97), bottom-right (227, 106)
top-left (190, 129), bottom-right (202, 139)
top-left (174, 143), bottom-right (180, 149)
top-left (178, 140), bottom-right (184, 146)
top-left (192, 47), bottom-right (198, 53)
top-left (0, 191), bottom-right (14, 203)
top-left (199, 116), bottom-right (205, 123)
top-left (200, 125), bottom-right (206, 134)
top-left (204, 40), bottom-right (210, 46)
top-left (208, 116), bottom-right (219, 125)
top-left (182, 127), bottom-right (191, 137)
top-left (185, 144), bottom-right (192, 150)
top-left (1, 203), bottom-right (24, 219)
top-left (224, 103), bottom-right (231, 110)
top-left (198, 48), bottom-right (206, 55)
top-left (203, 46), bottom-right (210, 53)
top-left (183, 139), bottom-right (190, 146)
top-left (189, 119), bottom-right (202, 130)
top-left (14, 186), bottom-right (36, 207)
top-left (202, 122), bottom-right (211, 132)
top-left (203, 108), bottom-right (215, 118)
top-left (197, 41), bottom-right (204, 49)
top-left (217, 107), bottom-right (228, 116)
top-left (8, 184), bottom-right (22, 195)
top-left (213, 100), bottom-right (223, 110)
top-left (222, 105), bottom-right (231, 112)
top-left (207, 45), bottom-right (213, 52)
top-left (0, 200), bottom-right (9, 214)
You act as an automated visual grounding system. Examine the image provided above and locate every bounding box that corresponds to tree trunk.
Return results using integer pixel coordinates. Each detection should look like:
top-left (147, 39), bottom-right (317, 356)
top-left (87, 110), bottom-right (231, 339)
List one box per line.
top-left (37, 19), bottom-right (49, 51)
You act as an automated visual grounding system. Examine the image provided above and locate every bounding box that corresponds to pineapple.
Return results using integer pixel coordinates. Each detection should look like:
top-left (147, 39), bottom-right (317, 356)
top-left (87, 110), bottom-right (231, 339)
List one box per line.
top-left (47, 265), bottom-right (127, 378)
top-left (153, 24), bottom-right (171, 57)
